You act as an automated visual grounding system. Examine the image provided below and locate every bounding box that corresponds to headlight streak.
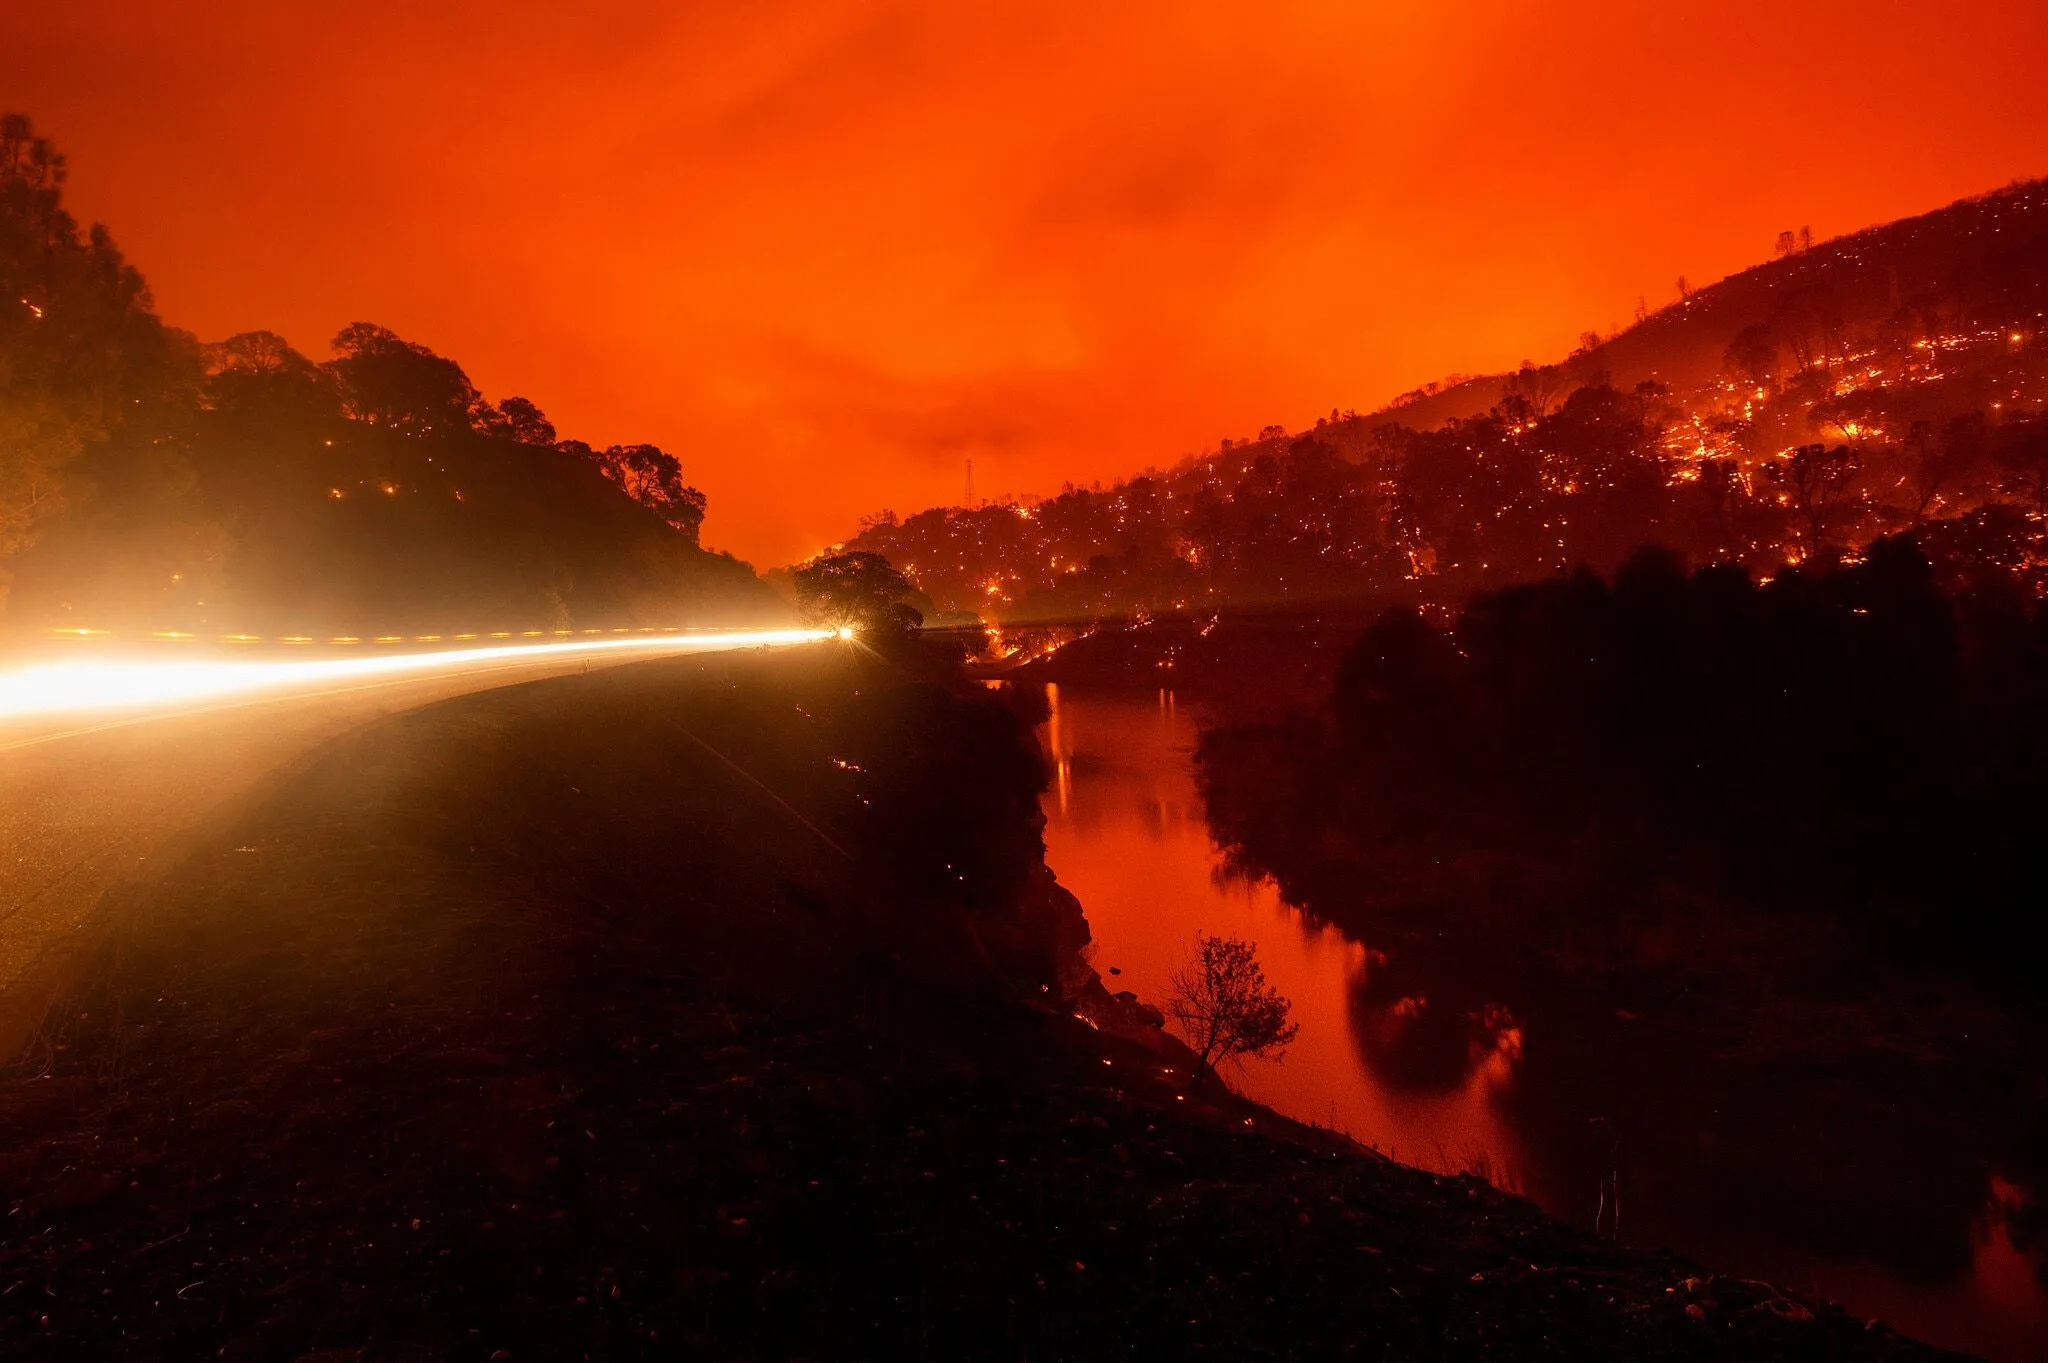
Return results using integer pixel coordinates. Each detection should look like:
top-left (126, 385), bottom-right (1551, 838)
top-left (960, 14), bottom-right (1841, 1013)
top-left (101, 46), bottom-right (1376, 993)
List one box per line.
top-left (0, 628), bottom-right (835, 723)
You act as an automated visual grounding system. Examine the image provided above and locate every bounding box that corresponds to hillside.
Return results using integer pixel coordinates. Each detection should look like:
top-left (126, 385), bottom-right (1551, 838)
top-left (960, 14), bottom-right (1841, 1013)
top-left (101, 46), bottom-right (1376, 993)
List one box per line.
top-left (4, 412), bottom-right (778, 638)
top-left (831, 179), bottom-right (2048, 626)
top-left (1, 114), bottom-right (776, 643)
top-left (1377, 178), bottom-right (2048, 428)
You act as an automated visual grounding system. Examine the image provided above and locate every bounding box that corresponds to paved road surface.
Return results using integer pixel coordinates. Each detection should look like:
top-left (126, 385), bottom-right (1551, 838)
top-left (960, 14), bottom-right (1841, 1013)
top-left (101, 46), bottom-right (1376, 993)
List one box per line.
top-left (0, 631), bottom-right (824, 1055)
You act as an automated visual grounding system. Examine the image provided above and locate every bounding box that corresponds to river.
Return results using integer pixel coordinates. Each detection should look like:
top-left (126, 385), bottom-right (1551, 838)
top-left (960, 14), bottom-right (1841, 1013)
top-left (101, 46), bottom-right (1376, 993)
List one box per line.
top-left (1037, 683), bottom-right (2048, 1363)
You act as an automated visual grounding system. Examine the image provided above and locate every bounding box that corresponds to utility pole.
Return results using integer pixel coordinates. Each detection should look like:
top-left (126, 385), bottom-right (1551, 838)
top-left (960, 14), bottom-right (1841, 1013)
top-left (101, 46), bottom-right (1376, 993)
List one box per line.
top-left (964, 458), bottom-right (975, 509)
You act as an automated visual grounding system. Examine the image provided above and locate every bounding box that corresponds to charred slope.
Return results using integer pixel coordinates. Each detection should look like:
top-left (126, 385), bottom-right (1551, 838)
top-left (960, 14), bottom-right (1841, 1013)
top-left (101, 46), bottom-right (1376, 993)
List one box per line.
top-left (1382, 178), bottom-right (2048, 429)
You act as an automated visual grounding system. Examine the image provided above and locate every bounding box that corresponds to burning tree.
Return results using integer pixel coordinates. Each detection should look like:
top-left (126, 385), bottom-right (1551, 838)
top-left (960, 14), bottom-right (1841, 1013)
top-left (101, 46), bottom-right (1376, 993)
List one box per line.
top-left (1167, 933), bottom-right (1299, 1079)
top-left (1770, 443), bottom-right (1861, 563)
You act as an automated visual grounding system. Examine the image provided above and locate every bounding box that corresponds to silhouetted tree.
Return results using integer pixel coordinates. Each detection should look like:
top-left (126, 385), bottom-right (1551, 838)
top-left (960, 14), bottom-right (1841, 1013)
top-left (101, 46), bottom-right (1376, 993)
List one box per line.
top-left (496, 396), bottom-right (556, 447)
top-left (1723, 323), bottom-right (1779, 390)
top-left (204, 330), bottom-right (339, 425)
top-left (595, 443), bottom-right (706, 542)
top-left (1167, 934), bottom-right (1299, 1078)
top-left (1503, 361), bottom-right (1571, 420)
top-left (792, 550), bottom-right (923, 638)
top-left (2, 113), bottom-right (192, 595)
top-left (1996, 420), bottom-right (2048, 528)
top-left (208, 329), bottom-right (306, 376)
top-left (1771, 443), bottom-right (1861, 561)
top-left (324, 323), bottom-right (479, 435)
top-left (1773, 286), bottom-right (1847, 375)
top-left (1899, 415), bottom-right (1988, 524)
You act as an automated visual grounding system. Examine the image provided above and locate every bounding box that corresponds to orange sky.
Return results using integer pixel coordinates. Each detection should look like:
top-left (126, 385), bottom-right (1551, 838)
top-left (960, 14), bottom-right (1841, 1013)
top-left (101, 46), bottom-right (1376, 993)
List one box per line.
top-left (7, 1), bottom-right (2047, 565)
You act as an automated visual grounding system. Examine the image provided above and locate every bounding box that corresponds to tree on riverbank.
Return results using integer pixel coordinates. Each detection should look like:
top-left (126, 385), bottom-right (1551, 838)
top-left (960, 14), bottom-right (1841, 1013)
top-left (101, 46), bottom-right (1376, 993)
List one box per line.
top-left (1168, 933), bottom-right (1298, 1078)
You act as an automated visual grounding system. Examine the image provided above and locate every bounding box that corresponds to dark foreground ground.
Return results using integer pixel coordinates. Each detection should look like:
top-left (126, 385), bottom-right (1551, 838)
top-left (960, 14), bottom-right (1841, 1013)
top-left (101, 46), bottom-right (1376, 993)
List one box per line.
top-left (0, 647), bottom-right (1962, 1360)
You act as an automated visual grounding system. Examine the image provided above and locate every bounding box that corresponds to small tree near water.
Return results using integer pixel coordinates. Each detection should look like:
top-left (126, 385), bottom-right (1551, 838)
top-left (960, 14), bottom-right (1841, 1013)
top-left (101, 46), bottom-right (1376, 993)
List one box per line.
top-left (1167, 934), bottom-right (1299, 1078)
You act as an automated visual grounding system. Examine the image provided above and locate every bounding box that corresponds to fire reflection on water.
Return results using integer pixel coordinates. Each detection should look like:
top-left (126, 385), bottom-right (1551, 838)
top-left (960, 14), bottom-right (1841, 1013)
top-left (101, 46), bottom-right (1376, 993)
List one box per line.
top-left (1034, 682), bottom-right (2048, 1362)
top-left (1038, 683), bottom-right (1531, 1192)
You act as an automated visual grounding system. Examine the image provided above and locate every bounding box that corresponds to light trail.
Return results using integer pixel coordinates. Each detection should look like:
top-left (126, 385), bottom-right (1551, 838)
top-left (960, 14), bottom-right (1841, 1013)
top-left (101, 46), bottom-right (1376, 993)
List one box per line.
top-left (0, 627), bottom-right (833, 724)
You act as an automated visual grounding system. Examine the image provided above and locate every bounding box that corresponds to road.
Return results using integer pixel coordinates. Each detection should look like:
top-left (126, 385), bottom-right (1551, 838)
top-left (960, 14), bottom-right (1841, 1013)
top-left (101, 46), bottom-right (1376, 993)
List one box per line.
top-left (0, 628), bottom-right (829, 1056)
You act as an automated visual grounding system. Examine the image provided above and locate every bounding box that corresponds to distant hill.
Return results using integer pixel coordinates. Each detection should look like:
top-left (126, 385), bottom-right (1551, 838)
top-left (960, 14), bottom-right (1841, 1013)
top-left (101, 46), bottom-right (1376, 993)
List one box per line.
top-left (1373, 178), bottom-right (2048, 429)
top-left (1, 113), bottom-right (779, 643)
top-left (829, 178), bottom-right (2048, 625)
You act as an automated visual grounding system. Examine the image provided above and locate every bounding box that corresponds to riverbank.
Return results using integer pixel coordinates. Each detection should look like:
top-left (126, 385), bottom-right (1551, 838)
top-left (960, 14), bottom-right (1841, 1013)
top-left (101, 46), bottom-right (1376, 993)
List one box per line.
top-left (0, 647), bottom-right (1960, 1359)
top-left (1003, 610), bottom-right (1369, 718)
top-left (1039, 680), bottom-right (2048, 1359)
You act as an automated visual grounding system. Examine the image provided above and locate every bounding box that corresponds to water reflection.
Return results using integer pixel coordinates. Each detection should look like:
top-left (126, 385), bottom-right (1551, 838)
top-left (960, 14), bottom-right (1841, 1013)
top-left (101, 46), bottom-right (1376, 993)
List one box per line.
top-left (1040, 683), bottom-right (1533, 1191)
top-left (1037, 684), bottom-right (2048, 1362)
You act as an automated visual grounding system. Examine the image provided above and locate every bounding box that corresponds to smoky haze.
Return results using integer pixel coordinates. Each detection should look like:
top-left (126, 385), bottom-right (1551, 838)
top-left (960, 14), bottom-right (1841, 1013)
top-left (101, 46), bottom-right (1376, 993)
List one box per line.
top-left (4, 0), bottom-right (2047, 563)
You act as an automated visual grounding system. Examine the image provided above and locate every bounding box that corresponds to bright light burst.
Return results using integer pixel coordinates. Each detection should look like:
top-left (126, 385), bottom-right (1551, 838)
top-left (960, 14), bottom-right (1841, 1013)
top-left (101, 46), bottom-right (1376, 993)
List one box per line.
top-left (0, 628), bottom-right (834, 723)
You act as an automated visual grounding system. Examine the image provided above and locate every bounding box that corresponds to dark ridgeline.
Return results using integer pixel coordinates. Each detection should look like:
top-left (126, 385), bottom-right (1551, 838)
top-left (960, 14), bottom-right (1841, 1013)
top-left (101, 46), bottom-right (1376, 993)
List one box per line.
top-left (1192, 539), bottom-right (2048, 1313)
top-left (1204, 537), bottom-right (2048, 970)
top-left (0, 114), bottom-right (774, 641)
top-left (835, 180), bottom-right (2048, 628)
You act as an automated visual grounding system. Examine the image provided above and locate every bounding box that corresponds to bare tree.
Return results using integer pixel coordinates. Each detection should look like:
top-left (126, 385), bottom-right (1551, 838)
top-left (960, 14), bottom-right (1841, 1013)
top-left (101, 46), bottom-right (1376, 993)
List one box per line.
top-left (497, 395), bottom-right (556, 446)
top-left (1996, 420), bottom-right (2048, 528)
top-left (1167, 934), bottom-right (1299, 1078)
top-left (1900, 415), bottom-right (1987, 524)
top-left (1770, 443), bottom-right (1861, 563)
top-left (1774, 286), bottom-right (1846, 376)
top-left (1724, 325), bottom-right (1777, 394)
top-left (206, 329), bottom-right (312, 376)
top-left (1504, 362), bottom-right (1571, 420)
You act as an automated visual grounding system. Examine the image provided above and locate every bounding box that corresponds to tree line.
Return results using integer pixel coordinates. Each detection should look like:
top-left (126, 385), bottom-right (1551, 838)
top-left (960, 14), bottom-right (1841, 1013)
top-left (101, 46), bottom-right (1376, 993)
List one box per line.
top-left (207, 321), bottom-right (709, 542)
top-left (845, 382), bottom-right (2048, 625)
top-left (842, 179), bottom-right (2048, 623)
top-left (2, 113), bottom-right (711, 623)
top-left (1198, 536), bottom-right (2048, 983)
